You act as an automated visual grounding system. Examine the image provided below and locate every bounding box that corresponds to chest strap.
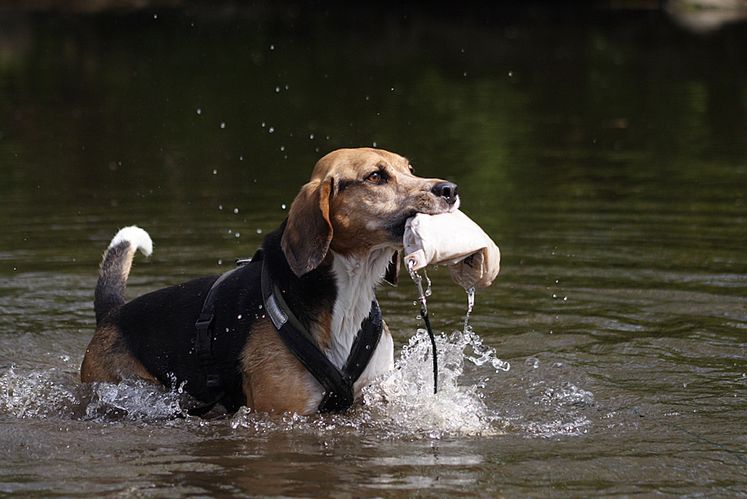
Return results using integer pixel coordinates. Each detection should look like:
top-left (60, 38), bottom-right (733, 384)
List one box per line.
top-left (260, 253), bottom-right (383, 413)
top-left (190, 257), bottom-right (254, 416)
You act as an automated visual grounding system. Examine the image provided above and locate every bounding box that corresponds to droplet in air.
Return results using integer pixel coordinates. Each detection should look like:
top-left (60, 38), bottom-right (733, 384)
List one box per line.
top-left (233, 208), bottom-right (239, 214)
top-left (268, 127), bottom-right (275, 133)
top-left (196, 108), bottom-right (202, 115)
top-left (256, 228), bottom-right (263, 234)
top-left (281, 204), bottom-right (287, 210)
top-left (220, 122), bottom-right (226, 129)
top-left (212, 169), bottom-right (217, 175)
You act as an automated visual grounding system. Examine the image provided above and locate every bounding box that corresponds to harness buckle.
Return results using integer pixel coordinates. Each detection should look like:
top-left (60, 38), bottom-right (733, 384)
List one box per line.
top-left (205, 373), bottom-right (221, 389)
top-left (195, 317), bottom-right (212, 331)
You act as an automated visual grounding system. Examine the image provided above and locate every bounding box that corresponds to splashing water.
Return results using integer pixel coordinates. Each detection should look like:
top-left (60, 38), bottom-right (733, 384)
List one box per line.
top-left (0, 365), bottom-right (79, 418)
top-left (83, 377), bottom-right (188, 421)
top-left (362, 327), bottom-right (510, 437)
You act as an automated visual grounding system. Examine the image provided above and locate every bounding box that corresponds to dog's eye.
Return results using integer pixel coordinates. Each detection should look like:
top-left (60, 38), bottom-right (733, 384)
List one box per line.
top-left (365, 171), bottom-right (387, 184)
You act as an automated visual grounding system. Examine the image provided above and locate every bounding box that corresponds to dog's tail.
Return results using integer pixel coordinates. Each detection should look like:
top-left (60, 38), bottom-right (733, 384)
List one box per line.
top-left (94, 226), bottom-right (153, 325)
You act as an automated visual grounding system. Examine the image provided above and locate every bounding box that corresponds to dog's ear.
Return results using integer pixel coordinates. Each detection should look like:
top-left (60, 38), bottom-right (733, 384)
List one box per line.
top-left (383, 251), bottom-right (400, 286)
top-left (281, 177), bottom-right (334, 277)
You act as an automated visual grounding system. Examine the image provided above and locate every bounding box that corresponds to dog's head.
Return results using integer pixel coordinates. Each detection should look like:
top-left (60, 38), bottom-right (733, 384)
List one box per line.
top-left (281, 148), bottom-right (459, 278)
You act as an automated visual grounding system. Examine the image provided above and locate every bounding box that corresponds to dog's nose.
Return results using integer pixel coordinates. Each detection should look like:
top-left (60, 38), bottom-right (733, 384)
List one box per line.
top-left (431, 181), bottom-right (459, 205)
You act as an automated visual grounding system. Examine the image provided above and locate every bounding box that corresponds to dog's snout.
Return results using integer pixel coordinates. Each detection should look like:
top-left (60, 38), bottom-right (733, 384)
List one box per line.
top-left (431, 181), bottom-right (459, 205)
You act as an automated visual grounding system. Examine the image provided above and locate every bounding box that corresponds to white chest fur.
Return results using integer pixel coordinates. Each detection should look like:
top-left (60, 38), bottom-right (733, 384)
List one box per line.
top-left (329, 249), bottom-right (395, 387)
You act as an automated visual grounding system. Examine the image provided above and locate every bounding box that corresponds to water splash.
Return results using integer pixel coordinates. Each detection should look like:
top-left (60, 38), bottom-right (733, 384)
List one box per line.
top-left (362, 328), bottom-right (510, 437)
top-left (462, 326), bottom-right (511, 372)
top-left (83, 377), bottom-right (188, 421)
top-left (0, 365), bottom-right (79, 418)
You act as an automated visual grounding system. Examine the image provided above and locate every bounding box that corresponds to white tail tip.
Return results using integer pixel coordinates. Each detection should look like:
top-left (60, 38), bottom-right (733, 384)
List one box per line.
top-left (109, 225), bottom-right (153, 257)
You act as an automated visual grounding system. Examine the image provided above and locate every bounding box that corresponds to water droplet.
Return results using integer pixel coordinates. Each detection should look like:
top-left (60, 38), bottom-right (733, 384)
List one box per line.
top-left (464, 287), bottom-right (476, 333)
top-left (275, 86), bottom-right (280, 93)
top-left (217, 259), bottom-right (223, 265)
top-left (309, 133), bottom-right (315, 139)
top-left (525, 356), bottom-right (540, 369)
top-left (508, 70), bottom-right (513, 77)
top-left (268, 127), bottom-right (275, 133)
top-left (281, 204), bottom-right (287, 210)
top-left (233, 208), bottom-right (239, 214)
top-left (196, 108), bottom-right (202, 115)
top-left (220, 122), bottom-right (226, 129)
top-left (237, 314), bottom-right (242, 320)
top-left (153, 13), bottom-right (158, 19)
top-left (218, 204), bottom-right (223, 210)
top-left (212, 169), bottom-right (217, 175)
top-left (256, 228), bottom-right (263, 234)
top-left (269, 44), bottom-right (275, 50)
top-left (235, 232), bottom-right (241, 238)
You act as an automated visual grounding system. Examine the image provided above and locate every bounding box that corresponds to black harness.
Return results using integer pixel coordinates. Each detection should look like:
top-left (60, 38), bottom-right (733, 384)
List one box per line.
top-left (192, 249), bottom-right (383, 414)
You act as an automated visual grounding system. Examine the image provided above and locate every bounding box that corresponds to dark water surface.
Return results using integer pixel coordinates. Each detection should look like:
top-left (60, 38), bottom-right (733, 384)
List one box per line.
top-left (1, 3), bottom-right (746, 496)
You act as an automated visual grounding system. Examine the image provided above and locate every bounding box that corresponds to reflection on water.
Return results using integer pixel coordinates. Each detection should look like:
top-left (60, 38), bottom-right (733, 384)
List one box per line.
top-left (1, 2), bottom-right (746, 497)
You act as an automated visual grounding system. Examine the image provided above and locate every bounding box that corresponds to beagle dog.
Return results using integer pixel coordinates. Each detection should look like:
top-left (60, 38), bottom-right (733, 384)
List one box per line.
top-left (81, 148), bottom-right (459, 415)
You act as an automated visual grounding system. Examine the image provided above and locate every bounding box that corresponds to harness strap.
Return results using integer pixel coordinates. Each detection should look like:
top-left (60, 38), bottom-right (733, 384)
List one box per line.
top-left (260, 254), bottom-right (383, 413)
top-left (318, 301), bottom-right (382, 411)
top-left (189, 256), bottom-right (254, 416)
top-left (194, 267), bottom-right (241, 389)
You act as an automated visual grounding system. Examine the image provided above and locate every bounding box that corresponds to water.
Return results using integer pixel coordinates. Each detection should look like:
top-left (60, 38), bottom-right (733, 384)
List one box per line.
top-left (2, 3), bottom-right (747, 496)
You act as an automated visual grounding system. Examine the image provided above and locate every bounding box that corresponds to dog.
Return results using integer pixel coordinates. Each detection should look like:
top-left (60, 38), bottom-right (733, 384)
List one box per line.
top-left (81, 148), bottom-right (459, 415)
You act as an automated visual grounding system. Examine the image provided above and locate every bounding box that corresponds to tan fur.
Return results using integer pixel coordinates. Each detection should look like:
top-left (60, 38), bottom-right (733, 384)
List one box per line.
top-left (81, 325), bottom-right (158, 384)
top-left (240, 318), bottom-right (320, 414)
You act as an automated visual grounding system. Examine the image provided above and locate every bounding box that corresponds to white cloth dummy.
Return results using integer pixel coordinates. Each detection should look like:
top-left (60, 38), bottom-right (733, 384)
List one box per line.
top-left (403, 210), bottom-right (501, 289)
